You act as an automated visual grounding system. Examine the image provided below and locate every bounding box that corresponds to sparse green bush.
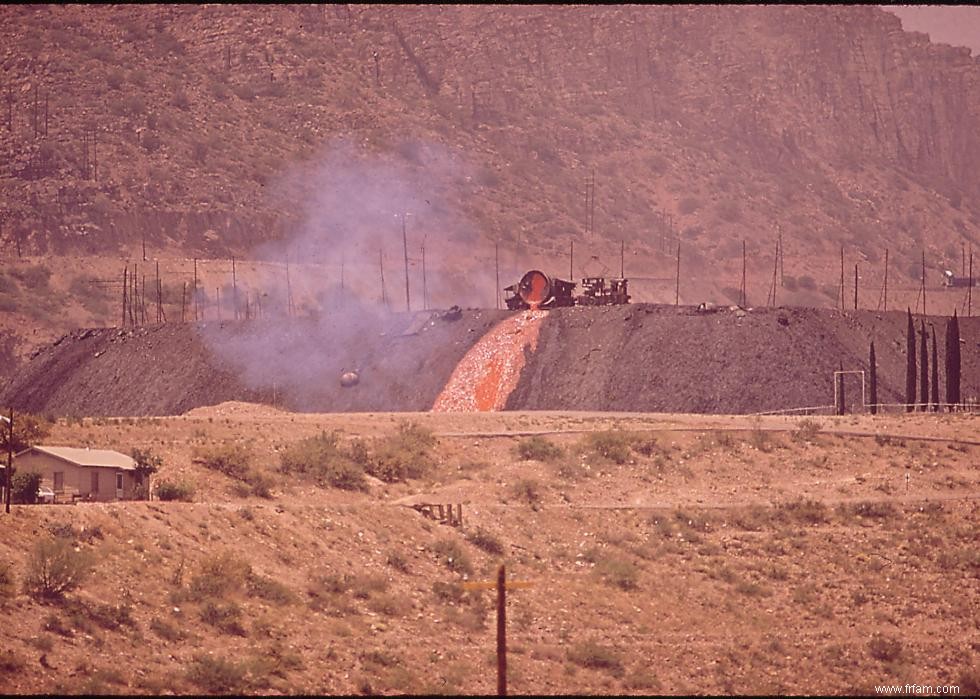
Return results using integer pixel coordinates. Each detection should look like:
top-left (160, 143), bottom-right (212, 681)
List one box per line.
top-left (149, 616), bottom-right (185, 642)
top-left (510, 478), bottom-right (541, 504)
top-left (515, 436), bottom-right (563, 462)
top-left (155, 479), bottom-right (194, 502)
top-left (567, 641), bottom-right (624, 676)
top-left (0, 561), bottom-right (14, 599)
top-left (596, 556), bottom-right (640, 591)
top-left (11, 471), bottom-right (41, 504)
top-left (186, 654), bottom-right (248, 694)
top-left (199, 601), bottom-right (247, 636)
top-left (279, 431), bottom-right (366, 491)
top-left (189, 551), bottom-right (251, 600)
top-left (364, 422), bottom-right (436, 483)
top-left (791, 419), bottom-right (823, 444)
top-left (194, 443), bottom-right (252, 480)
top-left (429, 539), bottom-right (473, 576)
top-left (24, 537), bottom-right (94, 601)
top-left (583, 430), bottom-right (633, 464)
top-left (467, 527), bottom-right (504, 556)
top-left (868, 633), bottom-right (902, 662)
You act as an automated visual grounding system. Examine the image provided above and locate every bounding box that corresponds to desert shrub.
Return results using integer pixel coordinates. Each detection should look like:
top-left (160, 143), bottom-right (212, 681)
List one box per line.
top-left (748, 428), bottom-right (775, 453)
top-left (363, 422), bottom-right (436, 483)
top-left (189, 552), bottom-right (251, 600)
top-left (24, 537), bottom-right (93, 601)
top-left (66, 599), bottom-right (135, 630)
top-left (246, 573), bottom-right (294, 605)
top-left (149, 616), bottom-right (184, 642)
top-left (837, 501), bottom-right (899, 521)
top-left (278, 431), bottom-right (366, 491)
top-left (348, 574), bottom-right (388, 600)
top-left (171, 88), bottom-right (191, 110)
top-left (510, 478), bottom-right (541, 504)
top-left (567, 641), bottom-right (624, 676)
top-left (515, 436), bottom-right (562, 462)
top-left (199, 601), bottom-right (247, 636)
top-left (366, 592), bottom-right (410, 617)
top-left (155, 479), bottom-right (194, 502)
top-left (467, 527), bottom-right (504, 556)
top-left (431, 581), bottom-right (465, 603)
top-left (776, 498), bottom-right (829, 525)
top-left (386, 550), bottom-right (410, 573)
top-left (429, 539), bottom-right (473, 576)
top-left (194, 443), bottom-right (252, 480)
top-left (583, 430), bottom-right (633, 464)
top-left (596, 556), bottom-right (640, 591)
top-left (0, 649), bottom-right (25, 675)
top-left (11, 471), bottom-right (41, 504)
top-left (791, 419), bottom-right (822, 443)
top-left (0, 561), bottom-right (14, 599)
top-left (868, 633), bottom-right (902, 662)
top-left (186, 655), bottom-right (248, 694)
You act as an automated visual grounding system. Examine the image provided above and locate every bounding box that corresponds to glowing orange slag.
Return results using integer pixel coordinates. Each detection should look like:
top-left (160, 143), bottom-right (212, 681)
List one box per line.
top-left (432, 309), bottom-right (548, 412)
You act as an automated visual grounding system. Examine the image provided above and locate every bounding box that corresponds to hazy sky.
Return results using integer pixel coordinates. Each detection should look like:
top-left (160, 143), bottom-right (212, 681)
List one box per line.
top-left (883, 5), bottom-right (980, 55)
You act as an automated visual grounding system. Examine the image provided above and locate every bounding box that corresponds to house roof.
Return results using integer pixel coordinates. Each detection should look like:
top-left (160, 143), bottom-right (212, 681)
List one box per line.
top-left (18, 446), bottom-right (137, 471)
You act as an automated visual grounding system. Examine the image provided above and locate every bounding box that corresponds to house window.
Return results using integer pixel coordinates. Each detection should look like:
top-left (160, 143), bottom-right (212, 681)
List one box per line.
top-left (91, 471), bottom-right (99, 493)
top-left (53, 472), bottom-right (64, 492)
top-left (116, 473), bottom-right (123, 491)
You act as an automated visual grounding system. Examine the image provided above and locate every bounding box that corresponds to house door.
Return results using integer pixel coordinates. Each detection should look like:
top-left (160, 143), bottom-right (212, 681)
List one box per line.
top-left (116, 472), bottom-right (124, 499)
top-left (91, 471), bottom-right (99, 497)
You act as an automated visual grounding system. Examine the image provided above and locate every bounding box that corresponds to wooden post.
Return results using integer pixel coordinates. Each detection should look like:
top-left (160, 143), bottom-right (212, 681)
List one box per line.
top-left (854, 263), bottom-right (858, 310)
top-left (497, 564), bottom-right (506, 696)
top-left (156, 260), bottom-right (161, 324)
top-left (968, 251), bottom-right (973, 317)
top-left (181, 281), bottom-right (187, 323)
top-left (379, 248), bottom-right (387, 309)
top-left (141, 274), bottom-right (147, 325)
top-left (771, 238), bottom-right (779, 307)
top-left (921, 249), bottom-right (927, 316)
top-left (620, 239), bottom-right (624, 278)
top-left (5, 409), bottom-right (12, 513)
top-left (193, 258), bottom-right (199, 321)
top-left (495, 241), bottom-right (500, 310)
top-left (675, 241), bottom-right (680, 306)
top-left (402, 216), bottom-right (410, 312)
top-left (883, 248), bottom-right (889, 312)
top-left (122, 265), bottom-right (128, 327)
top-left (232, 257), bottom-right (238, 320)
top-left (741, 240), bottom-right (746, 307)
top-left (569, 240), bottom-right (574, 280)
top-left (142, 229), bottom-right (146, 261)
top-left (778, 228), bottom-right (784, 286)
top-left (840, 246), bottom-right (844, 310)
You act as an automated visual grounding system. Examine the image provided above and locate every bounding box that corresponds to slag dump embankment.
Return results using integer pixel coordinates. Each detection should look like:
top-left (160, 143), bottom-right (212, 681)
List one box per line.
top-left (432, 309), bottom-right (547, 411)
top-left (1, 304), bottom-right (976, 416)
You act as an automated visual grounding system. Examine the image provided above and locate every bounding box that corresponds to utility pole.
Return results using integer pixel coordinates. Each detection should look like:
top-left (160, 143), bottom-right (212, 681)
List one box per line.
top-left (569, 240), bottom-right (574, 280)
top-left (620, 239), bottom-right (624, 278)
top-left (883, 248), bottom-right (889, 312)
top-left (675, 241), bottom-right (680, 306)
top-left (921, 249), bottom-right (927, 316)
top-left (402, 215), bottom-right (410, 312)
top-left (122, 265), bottom-right (128, 327)
top-left (968, 250), bottom-right (973, 317)
top-left (854, 263), bottom-right (858, 310)
top-left (495, 241), bottom-right (500, 310)
top-left (839, 246), bottom-right (845, 311)
top-left (5, 410), bottom-right (13, 513)
top-left (193, 258), bottom-right (199, 322)
top-left (741, 240), bottom-right (747, 307)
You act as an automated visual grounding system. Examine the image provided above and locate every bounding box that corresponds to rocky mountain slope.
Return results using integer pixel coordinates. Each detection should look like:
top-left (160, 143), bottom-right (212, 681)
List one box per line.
top-left (1, 5), bottom-right (979, 370)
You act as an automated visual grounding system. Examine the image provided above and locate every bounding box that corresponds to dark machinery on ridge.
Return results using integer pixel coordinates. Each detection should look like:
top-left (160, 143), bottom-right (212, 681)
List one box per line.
top-left (504, 270), bottom-right (630, 310)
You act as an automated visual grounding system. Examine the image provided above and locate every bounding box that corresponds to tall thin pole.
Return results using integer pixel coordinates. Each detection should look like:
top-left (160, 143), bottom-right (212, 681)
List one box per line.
top-left (921, 249), bottom-right (927, 316)
top-left (379, 249), bottom-right (387, 309)
top-left (968, 250), bottom-right (973, 317)
top-left (740, 240), bottom-right (747, 307)
top-left (156, 260), bottom-right (161, 324)
top-left (840, 246), bottom-right (845, 310)
top-left (122, 265), bottom-right (128, 327)
top-left (675, 241), bottom-right (680, 306)
top-left (421, 241), bottom-right (428, 311)
top-left (569, 240), bottom-right (574, 280)
top-left (771, 238), bottom-right (779, 307)
top-left (778, 227), bottom-right (784, 286)
top-left (232, 257), bottom-right (238, 320)
top-left (495, 241), bottom-right (500, 310)
top-left (620, 239), bottom-right (624, 278)
top-left (883, 248), bottom-right (889, 312)
top-left (854, 263), bottom-right (858, 310)
top-left (193, 258), bottom-right (199, 322)
top-left (181, 281), bottom-right (187, 323)
top-left (402, 215), bottom-right (410, 312)
top-left (497, 564), bottom-right (507, 696)
top-left (5, 409), bottom-right (12, 514)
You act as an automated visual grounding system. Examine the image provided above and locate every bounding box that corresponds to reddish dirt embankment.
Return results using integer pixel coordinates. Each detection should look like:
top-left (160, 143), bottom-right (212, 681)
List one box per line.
top-left (1, 304), bottom-right (976, 417)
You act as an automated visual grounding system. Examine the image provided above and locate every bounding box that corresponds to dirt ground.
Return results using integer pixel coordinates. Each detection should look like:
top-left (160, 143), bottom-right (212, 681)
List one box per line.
top-left (0, 406), bottom-right (977, 695)
top-left (3, 304), bottom-right (977, 418)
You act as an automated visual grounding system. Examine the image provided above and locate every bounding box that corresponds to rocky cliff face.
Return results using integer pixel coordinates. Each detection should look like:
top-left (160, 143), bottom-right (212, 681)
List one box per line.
top-left (0, 5), bottom-right (978, 317)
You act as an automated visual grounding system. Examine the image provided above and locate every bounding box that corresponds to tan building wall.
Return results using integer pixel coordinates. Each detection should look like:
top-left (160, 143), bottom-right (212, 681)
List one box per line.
top-left (14, 452), bottom-right (137, 502)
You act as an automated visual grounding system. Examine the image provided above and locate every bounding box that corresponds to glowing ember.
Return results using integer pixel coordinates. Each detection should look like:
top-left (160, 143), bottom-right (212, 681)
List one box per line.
top-left (432, 310), bottom-right (548, 412)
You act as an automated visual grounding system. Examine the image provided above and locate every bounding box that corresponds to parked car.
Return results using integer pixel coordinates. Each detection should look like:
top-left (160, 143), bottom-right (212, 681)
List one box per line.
top-left (36, 486), bottom-right (55, 504)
